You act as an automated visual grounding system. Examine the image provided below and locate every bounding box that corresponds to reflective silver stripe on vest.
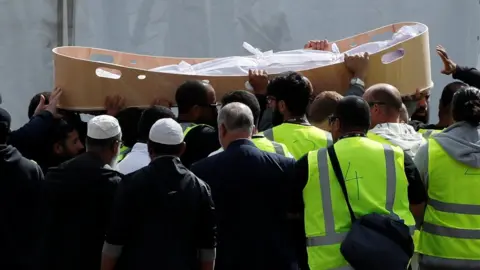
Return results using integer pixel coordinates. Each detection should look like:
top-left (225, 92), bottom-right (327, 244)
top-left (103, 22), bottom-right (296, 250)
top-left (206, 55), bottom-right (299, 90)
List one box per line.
top-left (419, 254), bottom-right (480, 269)
top-left (271, 142), bottom-right (285, 156)
top-left (422, 222), bottom-right (480, 239)
top-left (307, 148), bottom-right (347, 246)
top-left (263, 128), bottom-right (274, 141)
top-left (307, 144), bottom-right (402, 247)
top-left (422, 130), bottom-right (434, 138)
top-left (383, 144), bottom-right (397, 215)
top-left (326, 132), bottom-right (334, 147)
top-left (428, 198), bottom-right (480, 215)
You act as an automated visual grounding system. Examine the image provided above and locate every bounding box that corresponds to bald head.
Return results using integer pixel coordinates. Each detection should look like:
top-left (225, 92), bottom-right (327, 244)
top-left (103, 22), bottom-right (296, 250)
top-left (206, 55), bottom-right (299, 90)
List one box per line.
top-left (364, 83), bottom-right (402, 112)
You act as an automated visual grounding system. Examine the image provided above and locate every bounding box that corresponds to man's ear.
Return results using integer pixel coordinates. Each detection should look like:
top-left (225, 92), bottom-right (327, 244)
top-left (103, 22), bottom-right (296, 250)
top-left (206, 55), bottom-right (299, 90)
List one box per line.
top-left (178, 142), bottom-right (186, 157)
top-left (53, 142), bottom-right (64, 155)
top-left (278, 100), bottom-right (287, 113)
top-left (252, 125), bottom-right (258, 135)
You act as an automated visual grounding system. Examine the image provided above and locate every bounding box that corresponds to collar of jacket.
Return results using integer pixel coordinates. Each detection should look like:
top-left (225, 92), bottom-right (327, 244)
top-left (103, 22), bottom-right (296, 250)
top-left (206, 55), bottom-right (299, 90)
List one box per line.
top-left (226, 138), bottom-right (255, 150)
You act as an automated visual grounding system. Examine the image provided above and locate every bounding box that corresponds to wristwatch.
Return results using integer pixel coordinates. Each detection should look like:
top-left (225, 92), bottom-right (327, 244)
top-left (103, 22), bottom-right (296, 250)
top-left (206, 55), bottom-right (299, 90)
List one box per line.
top-left (350, 77), bottom-right (365, 88)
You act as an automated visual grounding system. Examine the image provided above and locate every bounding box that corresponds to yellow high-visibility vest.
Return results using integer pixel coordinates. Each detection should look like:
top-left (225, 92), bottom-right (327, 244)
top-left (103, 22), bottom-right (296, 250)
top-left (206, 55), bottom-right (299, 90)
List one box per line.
top-left (251, 135), bottom-right (292, 157)
top-left (417, 138), bottom-right (480, 269)
top-left (418, 128), bottom-right (443, 139)
top-left (367, 130), bottom-right (423, 251)
top-left (304, 137), bottom-right (415, 269)
top-left (262, 123), bottom-right (332, 160)
top-left (116, 145), bottom-right (131, 163)
top-left (180, 122), bottom-right (212, 137)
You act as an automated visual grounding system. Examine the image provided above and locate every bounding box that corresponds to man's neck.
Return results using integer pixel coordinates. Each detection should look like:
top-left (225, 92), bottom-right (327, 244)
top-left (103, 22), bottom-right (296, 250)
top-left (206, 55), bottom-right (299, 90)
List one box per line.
top-left (437, 117), bottom-right (452, 128)
top-left (284, 114), bottom-right (308, 123)
top-left (177, 114), bottom-right (196, 123)
top-left (223, 134), bottom-right (251, 149)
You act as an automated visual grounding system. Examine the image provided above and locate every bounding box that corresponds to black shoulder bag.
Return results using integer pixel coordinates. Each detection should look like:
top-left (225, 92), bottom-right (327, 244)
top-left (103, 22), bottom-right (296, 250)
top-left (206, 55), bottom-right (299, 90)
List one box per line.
top-left (327, 145), bottom-right (414, 270)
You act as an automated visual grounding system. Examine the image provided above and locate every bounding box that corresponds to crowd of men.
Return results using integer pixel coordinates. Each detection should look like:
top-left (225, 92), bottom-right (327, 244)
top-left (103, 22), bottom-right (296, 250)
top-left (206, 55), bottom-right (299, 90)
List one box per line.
top-left (1, 42), bottom-right (480, 270)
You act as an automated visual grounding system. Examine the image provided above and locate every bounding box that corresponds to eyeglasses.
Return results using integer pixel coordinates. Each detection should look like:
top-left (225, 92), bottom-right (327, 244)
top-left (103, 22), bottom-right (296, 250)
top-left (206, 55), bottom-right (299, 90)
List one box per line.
top-left (199, 103), bottom-right (218, 108)
top-left (368, 101), bottom-right (387, 107)
top-left (266, 96), bottom-right (277, 104)
top-left (328, 114), bottom-right (338, 125)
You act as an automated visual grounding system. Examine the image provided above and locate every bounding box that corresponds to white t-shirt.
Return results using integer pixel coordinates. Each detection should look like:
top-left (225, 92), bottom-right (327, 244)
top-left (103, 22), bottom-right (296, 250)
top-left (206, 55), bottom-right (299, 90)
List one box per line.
top-left (116, 142), bottom-right (150, 174)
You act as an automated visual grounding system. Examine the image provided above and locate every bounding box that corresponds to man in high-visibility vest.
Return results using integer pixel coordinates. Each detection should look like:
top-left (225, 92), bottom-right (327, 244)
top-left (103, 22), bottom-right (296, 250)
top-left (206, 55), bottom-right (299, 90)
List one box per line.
top-left (208, 90), bottom-right (293, 157)
top-left (175, 80), bottom-right (220, 168)
top-left (363, 83), bottom-right (425, 158)
top-left (308, 91), bottom-right (343, 132)
top-left (293, 96), bottom-right (427, 270)
top-left (261, 71), bottom-right (332, 159)
top-left (414, 86), bottom-right (480, 269)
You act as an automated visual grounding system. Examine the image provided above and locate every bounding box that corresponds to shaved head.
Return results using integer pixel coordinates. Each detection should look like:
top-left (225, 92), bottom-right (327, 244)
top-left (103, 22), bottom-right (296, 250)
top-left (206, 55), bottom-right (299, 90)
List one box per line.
top-left (363, 83), bottom-right (403, 127)
top-left (363, 83), bottom-right (402, 111)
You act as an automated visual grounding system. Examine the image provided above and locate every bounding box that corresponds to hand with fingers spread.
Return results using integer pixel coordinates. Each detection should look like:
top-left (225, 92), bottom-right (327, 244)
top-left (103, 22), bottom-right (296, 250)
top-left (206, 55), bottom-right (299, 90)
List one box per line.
top-left (248, 69), bottom-right (269, 95)
top-left (344, 52), bottom-right (370, 80)
top-left (34, 87), bottom-right (63, 118)
top-left (436, 45), bottom-right (457, 75)
top-left (105, 95), bottom-right (126, 117)
top-left (304, 40), bottom-right (330, 51)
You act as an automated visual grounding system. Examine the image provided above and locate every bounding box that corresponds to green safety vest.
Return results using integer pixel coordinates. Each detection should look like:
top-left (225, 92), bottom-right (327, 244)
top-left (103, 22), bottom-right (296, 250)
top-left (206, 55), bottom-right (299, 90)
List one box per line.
top-left (116, 145), bottom-right (132, 163)
top-left (417, 139), bottom-right (480, 269)
top-left (367, 131), bottom-right (424, 251)
top-left (211, 135), bottom-right (293, 157)
top-left (418, 128), bottom-right (443, 139)
top-left (251, 135), bottom-right (292, 157)
top-left (304, 137), bottom-right (415, 269)
top-left (262, 123), bottom-right (332, 160)
top-left (180, 122), bottom-right (212, 137)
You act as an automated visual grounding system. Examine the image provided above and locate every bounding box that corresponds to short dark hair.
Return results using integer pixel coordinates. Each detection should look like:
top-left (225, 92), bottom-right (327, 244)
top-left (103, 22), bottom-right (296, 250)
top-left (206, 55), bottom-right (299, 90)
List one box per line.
top-left (221, 90), bottom-right (261, 126)
top-left (147, 140), bottom-right (183, 156)
top-left (267, 71), bottom-right (312, 116)
top-left (116, 107), bottom-right (144, 148)
top-left (48, 119), bottom-right (76, 147)
top-left (28, 92), bottom-right (51, 119)
top-left (309, 91), bottom-right (343, 123)
top-left (334, 96), bottom-right (371, 133)
top-left (176, 80), bottom-right (211, 114)
top-left (0, 107), bottom-right (11, 144)
top-left (440, 81), bottom-right (468, 108)
top-left (85, 134), bottom-right (121, 151)
top-left (452, 86), bottom-right (480, 126)
top-left (138, 106), bottom-right (176, 141)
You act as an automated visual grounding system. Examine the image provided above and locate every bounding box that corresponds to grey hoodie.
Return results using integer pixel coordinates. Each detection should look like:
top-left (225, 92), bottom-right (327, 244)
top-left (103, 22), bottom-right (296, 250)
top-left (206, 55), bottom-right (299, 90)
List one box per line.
top-left (414, 121), bottom-right (480, 184)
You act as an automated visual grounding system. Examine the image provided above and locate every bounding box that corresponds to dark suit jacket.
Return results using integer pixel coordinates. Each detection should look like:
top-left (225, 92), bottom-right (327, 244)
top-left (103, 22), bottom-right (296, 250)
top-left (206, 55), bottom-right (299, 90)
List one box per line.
top-left (191, 139), bottom-right (298, 270)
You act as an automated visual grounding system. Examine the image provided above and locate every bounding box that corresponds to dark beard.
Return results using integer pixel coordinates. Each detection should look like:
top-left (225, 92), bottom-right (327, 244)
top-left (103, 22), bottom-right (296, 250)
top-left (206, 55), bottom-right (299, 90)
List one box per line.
top-left (410, 108), bottom-right (429, 124)
top-left (272, 109), bottom-right (284, 127)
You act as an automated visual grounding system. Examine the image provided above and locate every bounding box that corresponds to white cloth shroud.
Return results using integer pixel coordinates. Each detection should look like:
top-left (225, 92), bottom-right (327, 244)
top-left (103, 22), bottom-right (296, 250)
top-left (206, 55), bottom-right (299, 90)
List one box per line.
top-left (97, 24), bottom-right (426, 78)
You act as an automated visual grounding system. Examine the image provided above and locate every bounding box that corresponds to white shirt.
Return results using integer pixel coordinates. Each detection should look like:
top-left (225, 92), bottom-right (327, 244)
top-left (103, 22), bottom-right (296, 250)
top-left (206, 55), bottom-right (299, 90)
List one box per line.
top-left (116, 142), bottom-right (150, 174)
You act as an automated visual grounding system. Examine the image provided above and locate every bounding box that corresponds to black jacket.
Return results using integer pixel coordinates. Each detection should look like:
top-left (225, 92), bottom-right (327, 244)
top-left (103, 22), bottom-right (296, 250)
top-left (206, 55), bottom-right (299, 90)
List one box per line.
top-left (39, 152), bottom-right (123, 270)
top-left (106, 156), bottom-right (216, 270)
top-left (191, 139), bottom-right (298, 270)
top-left (7, 111), bottom-right (56, 161)
top-left (0, 145), bottom-right (44, 270)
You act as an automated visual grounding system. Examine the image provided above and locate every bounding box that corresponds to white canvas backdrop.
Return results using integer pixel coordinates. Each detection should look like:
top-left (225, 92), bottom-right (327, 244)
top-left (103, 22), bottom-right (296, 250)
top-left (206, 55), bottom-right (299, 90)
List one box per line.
top-left (1, 0), bottom-right (480, 128)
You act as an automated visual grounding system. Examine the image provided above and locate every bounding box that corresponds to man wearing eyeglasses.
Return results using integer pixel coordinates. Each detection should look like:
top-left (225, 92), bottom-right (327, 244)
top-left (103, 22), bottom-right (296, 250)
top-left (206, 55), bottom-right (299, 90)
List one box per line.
top-left (261, 72), bottom-right (333, 160)
top-left (175, 80), bottom-right (221, 168)
top-left (363, 84), bottom-right (425, 159)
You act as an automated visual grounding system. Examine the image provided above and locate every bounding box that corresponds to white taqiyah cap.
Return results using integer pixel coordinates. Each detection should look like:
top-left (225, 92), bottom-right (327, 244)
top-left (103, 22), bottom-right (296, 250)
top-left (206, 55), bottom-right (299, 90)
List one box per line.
top-left (149, 118), bottom-right (184, 145)
top-left (87, 115), bottom-right (121, 139)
